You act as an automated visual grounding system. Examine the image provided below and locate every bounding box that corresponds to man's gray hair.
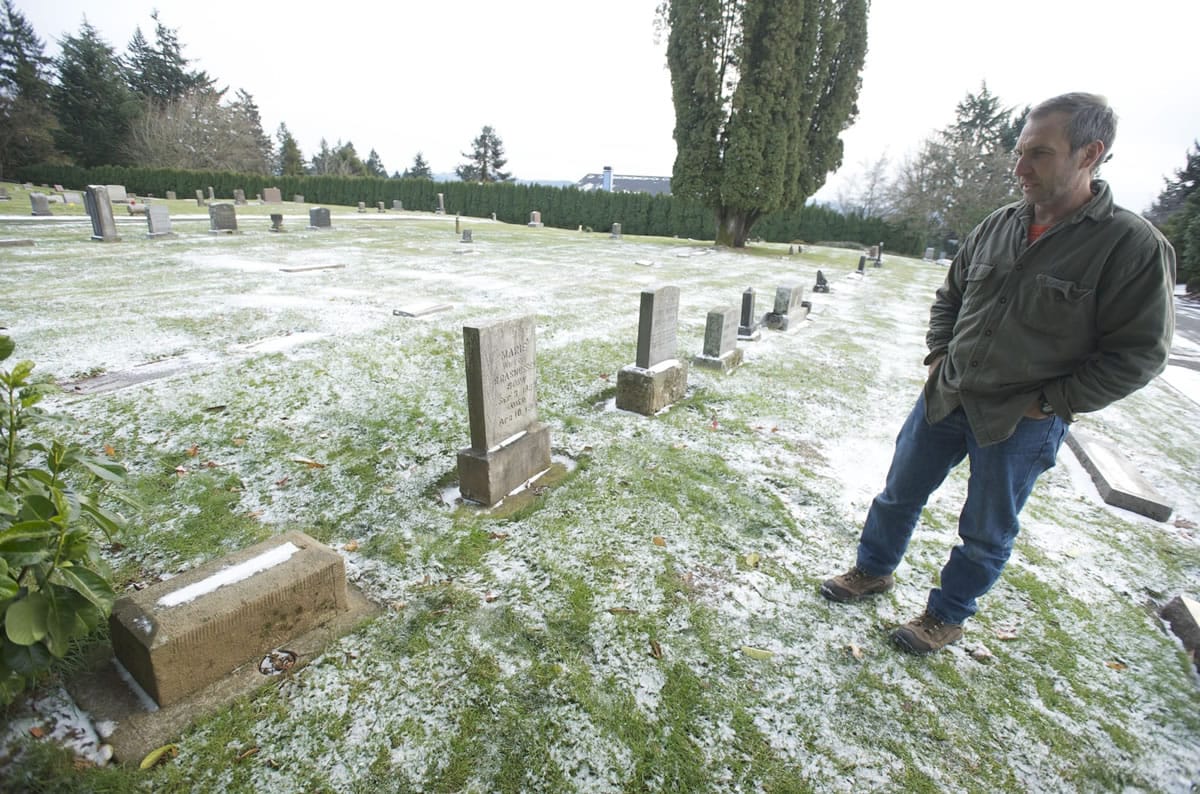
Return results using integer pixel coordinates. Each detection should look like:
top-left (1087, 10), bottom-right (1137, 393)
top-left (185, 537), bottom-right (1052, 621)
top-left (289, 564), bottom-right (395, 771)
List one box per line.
top-left (1029, 93), bottom-right (1117, 166)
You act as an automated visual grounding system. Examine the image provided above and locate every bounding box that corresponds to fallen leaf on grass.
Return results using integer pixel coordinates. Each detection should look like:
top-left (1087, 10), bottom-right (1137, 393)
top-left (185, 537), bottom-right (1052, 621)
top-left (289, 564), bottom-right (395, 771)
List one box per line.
top-left (235, 747), bottom-right (259, 763)
top-left (484, 591), bottom-right (499, 603)
top-left (1105, 660), bottom-right (1128, 671)
top-left (1175, 518), bottom-right (1197, 529)
top-left (275, 476), bottom-right (290, 487)
top-left (741, 645), bottom-right (774, 660)
top-left (103, 444), bottom-right (116, 457)
top-left (343, 540), bottom-right (359, 552)
top-left (246, 510), bottom-right (263, 519)
top-left (607, 607), bottom-right (638, 615)
top-left (995, 629), bottom-right (1019, 641)
top-left (848, 643), bottom-right (864, 660)
top-left (202, 460), bottom-right (220, 469)
top-left (202, 405), bottom-right (226, 413)
top-left (29, 726), bottom-right (45, 739)
top-left (185, 444), bottom-right (199, 457)
top-left (649, 639), bottom-right (663, 659)
top-left (173, 466), bottom-right (188, 477)
top-left (292, 456), bottom-right (326, 469)
top-left (232, 437), bottom-right (246, 446)
top-left (139, 744), bottom-right (178, 769)
top-left (652, 536), bottom-right (666, 547)
top-left (744, 552), bottom-right (761, 568)
top-left (488, 532), bottom-right (509, 541)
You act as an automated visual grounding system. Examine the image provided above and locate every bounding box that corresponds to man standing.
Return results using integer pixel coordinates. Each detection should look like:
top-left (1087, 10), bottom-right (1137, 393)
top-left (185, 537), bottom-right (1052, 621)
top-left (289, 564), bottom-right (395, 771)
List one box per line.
top-left (821, 93), bottom-right (1176, 653)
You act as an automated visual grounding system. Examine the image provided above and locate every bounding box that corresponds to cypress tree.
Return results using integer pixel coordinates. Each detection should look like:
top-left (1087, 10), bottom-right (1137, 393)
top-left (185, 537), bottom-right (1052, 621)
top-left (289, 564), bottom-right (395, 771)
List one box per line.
top-left (52, 20), bottom-right (138, 167)
top-left (664, 0), bottom-right (868, 247)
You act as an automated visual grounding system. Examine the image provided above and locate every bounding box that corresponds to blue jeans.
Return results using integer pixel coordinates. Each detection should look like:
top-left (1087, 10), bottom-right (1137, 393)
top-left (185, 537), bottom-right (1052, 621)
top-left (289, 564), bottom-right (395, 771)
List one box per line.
top-left (856, 393), bottom-right (1067, 624)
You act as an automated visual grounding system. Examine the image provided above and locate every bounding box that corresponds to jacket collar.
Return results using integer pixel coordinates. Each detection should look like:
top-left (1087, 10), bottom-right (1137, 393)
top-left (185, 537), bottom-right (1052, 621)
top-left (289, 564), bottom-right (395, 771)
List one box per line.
top-left (1016, 179), bottom-right (1113, 227)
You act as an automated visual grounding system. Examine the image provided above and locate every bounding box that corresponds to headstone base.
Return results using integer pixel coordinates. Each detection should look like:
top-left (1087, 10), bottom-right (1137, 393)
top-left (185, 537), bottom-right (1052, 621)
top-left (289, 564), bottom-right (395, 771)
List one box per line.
top-left (146, 232), bottom-right (175, 239)
top-left (692, 348), bottom-right (743, 374)
top-left (207, 229), bottom-right (237, 235)
top-left (763, 305), bottom-right (810, 331)
top-left (91, 234), bottom-right (122, 243)
top-left (108, 530), bottom-right (349, 708)
top-left (458, 422), bottom-right (552, 506)
top-left (527, 222), bottom-right (544, 228)
top-left (615, 360), bottom-right (688, 416)
top-left (738, 327), bottom-right (761, 342)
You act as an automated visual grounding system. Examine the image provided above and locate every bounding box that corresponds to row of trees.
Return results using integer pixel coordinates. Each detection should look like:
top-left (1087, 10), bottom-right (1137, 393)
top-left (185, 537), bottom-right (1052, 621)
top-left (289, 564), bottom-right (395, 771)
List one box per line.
top-left (1148, 142), bottom-right (1200, 290)
top-left (0, 2), bottom-right (509, 185)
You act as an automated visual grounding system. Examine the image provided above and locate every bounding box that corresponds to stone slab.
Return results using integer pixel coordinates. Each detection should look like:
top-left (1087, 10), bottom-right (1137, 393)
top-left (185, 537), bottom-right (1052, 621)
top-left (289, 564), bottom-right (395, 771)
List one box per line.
top-left (615, 360), bottom-right (688, 416)
top-left (107, 530), bottom-right (350, 708)
top-left (457, 422), bottom-right (552, 506)
top-left (702, 305), bottom-right (738, 359)
top-left (1065, 429), bottom-right (1173, 521)
top-left (0, 238), bottom-right (35, 247)
top-left (1160, 595), bottom-right (1200, 672)
top-left (393, 302), bottom-right (452, 317)
top-left (635, 286), bottom-right (680, 369)
top-left (279, 264), bottom-right (346, 273)
top-left (692, 348), bottom-right (744, 374)
top-left (69, 578), bottom-right (376, 765)
top-left (84, 186), bottom-right (120, 242)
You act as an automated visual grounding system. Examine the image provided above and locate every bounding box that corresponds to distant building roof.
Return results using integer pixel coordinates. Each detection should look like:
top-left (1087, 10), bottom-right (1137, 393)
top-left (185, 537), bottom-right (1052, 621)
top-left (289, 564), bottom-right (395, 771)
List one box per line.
top-left (576, 173), bottom-right (672, 197)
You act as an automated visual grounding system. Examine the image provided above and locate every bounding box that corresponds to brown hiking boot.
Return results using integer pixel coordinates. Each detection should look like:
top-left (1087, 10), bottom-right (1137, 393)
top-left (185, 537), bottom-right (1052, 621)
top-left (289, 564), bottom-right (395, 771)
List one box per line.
top-left (891, 610), bottom-right (963, 654)
top-left (820, 566), bottom-right (895, 603)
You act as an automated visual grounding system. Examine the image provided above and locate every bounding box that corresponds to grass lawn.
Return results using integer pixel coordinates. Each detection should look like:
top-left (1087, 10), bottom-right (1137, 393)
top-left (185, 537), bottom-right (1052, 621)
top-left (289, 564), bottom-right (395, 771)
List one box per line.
top-left (2, 185), bottom-right (1199, 792)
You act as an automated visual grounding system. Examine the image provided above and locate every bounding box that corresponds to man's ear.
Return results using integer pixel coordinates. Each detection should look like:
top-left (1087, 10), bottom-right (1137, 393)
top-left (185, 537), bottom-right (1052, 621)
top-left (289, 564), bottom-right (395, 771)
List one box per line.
top-left (1080, 140), bottom-right (1105, 171)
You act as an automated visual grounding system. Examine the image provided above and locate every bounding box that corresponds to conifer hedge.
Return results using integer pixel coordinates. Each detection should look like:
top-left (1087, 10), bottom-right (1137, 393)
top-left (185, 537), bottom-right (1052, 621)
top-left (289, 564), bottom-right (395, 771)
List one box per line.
top-left (14, 164), bottom-right (922, 253)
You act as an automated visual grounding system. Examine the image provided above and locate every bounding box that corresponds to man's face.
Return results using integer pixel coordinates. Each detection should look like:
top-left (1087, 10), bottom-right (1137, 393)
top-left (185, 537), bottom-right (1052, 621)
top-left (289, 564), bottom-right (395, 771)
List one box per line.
top-left (1013, 112), bottom-right (1092, 209)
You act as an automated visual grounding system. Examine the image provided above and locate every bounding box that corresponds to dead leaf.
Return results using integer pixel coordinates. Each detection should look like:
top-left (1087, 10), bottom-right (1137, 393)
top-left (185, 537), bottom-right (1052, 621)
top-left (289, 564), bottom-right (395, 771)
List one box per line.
top-left (232, 437), bottom-right (246, 446)
top-left (203, 460), bottom-right (220, 469)
top-left (29, 726), bottom-right (45, 739)
top-left (652, 536), bottom-right (666, 547)
top-left (139, 744), bottom-right (178, 769)
top-left (1175, 518), bottom-right (1198, 529)
top-left (343, 540), bottom-right (359, 552)
top-left (186, 444), bottom-right (199, 457)
top-left (848, 643), bottom-right (864, 660)
top-left (649, 639), bottom-right (663, 659)
top-left (484, 591), bottom-right (499, 603)
top-left (174, 466), bottom-right (188, 477)
top-left (488, 532), bottom-right (509, 541)
top-left (103, 444), bottom-right (116, 457)
top-left (744, 552), bottom-right (761, 568)
top-left (202, 405), bottom-right (226, 413)
top-left (235, 747), bottom-right (259, 763)
top-left (292, 456), bottom-right (326, 469)
top-left (275, 476), bottom-right (290, 487)
top-left (607, 607), bottom-right (638, 615)
top-left (741, 645), bottom-right (774, 661)
top-left (771, 426), bottom-right (779, 433)
top-left (995, 629), bottom-right (1019, 641)
top-left (246, 510), bottom-right (264, 519)
top-left (1105, 660), bottom-right (1128, 671)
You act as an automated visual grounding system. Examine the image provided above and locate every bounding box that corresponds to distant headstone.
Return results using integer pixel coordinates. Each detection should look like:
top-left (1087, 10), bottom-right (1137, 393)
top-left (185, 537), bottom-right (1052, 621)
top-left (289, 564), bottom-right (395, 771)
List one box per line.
top-left (436, 193), bottom-right (445, 214)
top-left (83, 185), bottom-right (120, 242)
top-left (53, 183), bottom-right (64, 192)
top-left (528, 211), bottom-right (543, 228)
top-left (262, 187), bottom-right (283, 203)
top-left (492, 213), bottom-right (498, 221)
top-left (0, 238), bottom-right (35, 247)
top-left (611, 222), bottom-right (622, 239)
top-left (126, 202), bottom-right (148, 216)
top-left (106, 184), bottom-right (128, 203)
top-left (813, 270), bottom-right (830, 293)
top-left (455, 215), bottom-right (461, 234)
top-left (616, 286), bottom-right (688, 415)
top-left (21, 182), bottom-right (32, 189)
top-left (738, 287), bottom-right (761, 341)
top-left (165, 190), bottom-right (177, 201)
top-left (195, 189), bottom-right (206, 207)
top-left (764, 285), bottom-right (807, 331)
top-left (923, 247), bottom-right (935, 261)
top-left (109, 530), bottom-right (349, 707)
top-left (462, 229), bottom-right (473, 243)
top-left (208, 202), bottom-right (238, 234)
top-left (207, 186), bottom-right (215, 200)
top-left (357, 201), bottom-right (366, 213)
top-left (29, 192), bottom-right (51, 216)
top-left (457, 316), bottom-right (552, 506)
top-left (146, 204), bottom-right (173, 238)
top-left (392, 199), bottom-right (402, 210)
top-left (233, 188), bottom-right (247, 205)
top-left (294, 194), bottom-right (305, 204)
top-left (788, 245), bottom-right (795, 255)
top-left (0, 186), bottom-right (9, 200)
top-left (868, 245), bottom-right (879, 260)
top-left (857, 256), bottom-right (867, 273)
top-left (308, 207), bottom-right (332, 229)
top-left (270, 213), bottom-right (285, 232)
top-left (377, 201), bottom-right (385, 213)
top-left (693, 306), bottom-right (743, 373)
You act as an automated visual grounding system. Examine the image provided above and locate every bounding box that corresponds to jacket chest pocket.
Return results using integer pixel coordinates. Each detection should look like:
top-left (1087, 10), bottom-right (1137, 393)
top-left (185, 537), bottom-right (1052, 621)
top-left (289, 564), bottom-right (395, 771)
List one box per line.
top-left (1017, 274), bottom-right (1095, 334)
top-left (962, 262), bottom-right (997, 310)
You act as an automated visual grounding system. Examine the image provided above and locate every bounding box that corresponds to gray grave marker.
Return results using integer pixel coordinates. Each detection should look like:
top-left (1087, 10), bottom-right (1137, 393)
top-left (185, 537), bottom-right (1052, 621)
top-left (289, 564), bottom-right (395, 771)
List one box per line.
top-left (462, 229), bottom-right (473, 243)
top-left (165, 190), bottom-right (177, 201)
top-left (308, 207), bottom-right (332, 229)
top-left (693, 306), bottom-right (743, 373)
top-left (262, 187), bottom-right (283, 203)
top-left (106, 184), bottom-right (128, 203)
top-left (617, 286), bottom-right (688, 415)
top-left (357, 201), bottom-right (366, 213)
top-left (738, 287), bottom-right (760, 340)
top-left (924, 247), bottom-right (936, 261)
top-left (195, 189), bottom-right (206, 206)
top-left (764, 286), bottom-right (807, 331)
top-left (0, 186), bottom-right (9, 200)
top-left (436, 193), bottom-right (445, 214)
top-left (1065, 429), bottom-right (1173, 521)
top-left (457, 316), bottom-right (552, 505)
top-left (611, 222), bottom-right (622, 239)
top-left (636, 286), bottom-right (680, 369)
top-left (208, 202), bottom-right (238, 233)
top-left (813, 270), bottom-right (830, 293)
top-left (146, 204), bottom-right (173, 237)
top-left (294, 194), bottom-right (305, 204)
top-left (392, 199), bottom-right (403, 210)
top-left (377, 201), bottom-right (385, 213)
top-left (29, 192), bottom-right (51, 216)
top-left (528, 210), bottom-right (543, 228)
top-left (270, 213), bottom-right (285, 232)
top-left (207, 186), bottom-right (215, 200)
top-left (83, 185), bottom-right (120, 241)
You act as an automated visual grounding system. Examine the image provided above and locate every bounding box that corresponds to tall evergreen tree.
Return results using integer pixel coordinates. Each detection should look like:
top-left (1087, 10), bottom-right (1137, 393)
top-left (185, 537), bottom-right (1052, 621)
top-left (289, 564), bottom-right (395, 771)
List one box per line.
top-left (276, 123), bottom-right (305, 175)
top-left (404, 151), bottom-right (432, 179)
top-left (124, 11), bottom-right (211, 104)
top-left (663, 0), bottom-right (869, 247)
top-left (365, 148), bottom-right (387, 177)
top-left (456, 125), bottom-right (510, 182)
top-left (228, 88), bottom-right (273, 172)
top-left (1146, 140), bottom-right (1200, 225)
top-left (52, 20), bottom-right (137, 166)
top-left (0, 0), bottom-right (60, 175)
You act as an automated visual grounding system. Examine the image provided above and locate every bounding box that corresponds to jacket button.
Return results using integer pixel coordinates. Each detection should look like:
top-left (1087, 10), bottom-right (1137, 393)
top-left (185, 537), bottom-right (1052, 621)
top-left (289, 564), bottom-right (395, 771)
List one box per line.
top-left (999, 296), bottom-right (1008, 304)
top-left (984, 329), bottom-right (993, 336)
top-left (971, 360), bottom-right (979, 367)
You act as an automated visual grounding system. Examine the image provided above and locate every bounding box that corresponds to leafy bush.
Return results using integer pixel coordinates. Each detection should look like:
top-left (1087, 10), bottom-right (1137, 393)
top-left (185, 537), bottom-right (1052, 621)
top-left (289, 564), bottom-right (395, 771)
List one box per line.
top-left (0, 336), bottom-right (129, 705)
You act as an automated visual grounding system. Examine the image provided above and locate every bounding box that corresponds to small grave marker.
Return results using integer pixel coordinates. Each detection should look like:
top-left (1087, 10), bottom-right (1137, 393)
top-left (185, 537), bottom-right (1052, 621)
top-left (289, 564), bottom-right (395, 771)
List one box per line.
top-left (764, 286), bottom-right (807, 331)
top-left (611, 222), bottom-right (622, 239)
top-left (308, 207), bottom-right (332, 230)
top-left (146, 204), bottom-right (174, 238)
top-left (357, 201), bottom-right (366, 213)
top-left (692, 306), bottom-right (743, 373)
top-left (195, 189), bottom-right (206, 207)
top-left (738, 287), bottom-right (760, 341)
top-left (294, 194), bottom-right (305, 204)
top-left (813, 270), bottom-right (830, 293)
top-left (270, 213), bottom-right (285, 232)
top-left (165, 190), bottom-right (177, 201)
top-left (616, 286), bottom-right (688, 415)
top-left (106, 184), bottom-right (128, 203)
top-left (377, 201), bottom-right (385, 213)
top-left (233, 188), bottom-right (247, 205)
top-left (857, 256), bottom-right (867, 273)
top-left (262, 187), bottom-right (283, 203)
top-left (1160, 595), bottom-right (1200, 673)
top-left (436, 193), bottom-right (445, 214)
top-left (528, 210), bottom-right (543, 228)
top-left (392, 199), bottom-right (403, 210)
top-left (208, 203), bottom-right (238, 234)
top-left (924, 247), bottom-right (936, 261)
top-left (457, 316), bottom-right (552, 505)
top-left (29, 192), bottom-right (51, 216)
top-left (462, 229), bottom-right (473, 243)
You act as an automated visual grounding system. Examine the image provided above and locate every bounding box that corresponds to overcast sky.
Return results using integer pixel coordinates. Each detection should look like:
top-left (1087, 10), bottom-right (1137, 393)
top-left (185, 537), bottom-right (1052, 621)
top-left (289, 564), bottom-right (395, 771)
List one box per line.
top-left (22, 0), bottom-right (1200, 213)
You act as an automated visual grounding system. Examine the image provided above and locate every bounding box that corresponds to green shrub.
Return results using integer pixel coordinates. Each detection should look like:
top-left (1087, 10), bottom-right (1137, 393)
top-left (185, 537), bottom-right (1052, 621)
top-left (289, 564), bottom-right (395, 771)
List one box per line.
top-left (0, 336), bottom-right (130, 704)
